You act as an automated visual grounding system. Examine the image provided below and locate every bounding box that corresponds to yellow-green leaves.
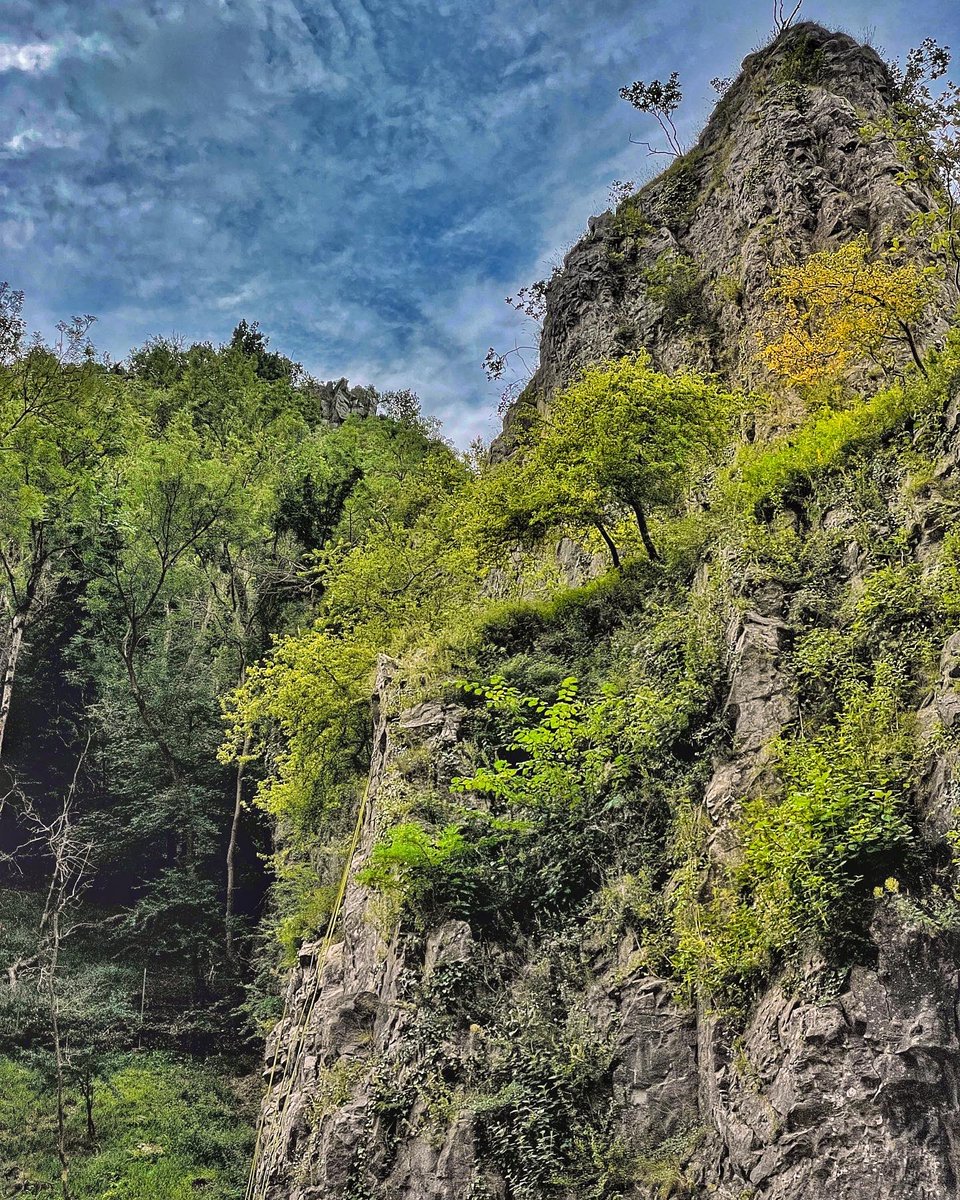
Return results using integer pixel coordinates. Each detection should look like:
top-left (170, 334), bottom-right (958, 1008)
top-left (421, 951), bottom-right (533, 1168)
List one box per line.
top-left (672, 664), bottom-right (917, 999)
top-left (464, 354), bottom-right (740, 567)
top-left (757, 235), bottom-right (940, 385)
top-left (219, 415), bottom-right (481, 836)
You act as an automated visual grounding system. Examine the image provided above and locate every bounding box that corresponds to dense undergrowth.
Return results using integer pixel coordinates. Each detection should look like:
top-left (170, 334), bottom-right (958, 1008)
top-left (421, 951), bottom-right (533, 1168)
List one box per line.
top-left (236, 334), bottom-right (960, 1013)
top-left (0, 1053), bottom-right (252, 1199)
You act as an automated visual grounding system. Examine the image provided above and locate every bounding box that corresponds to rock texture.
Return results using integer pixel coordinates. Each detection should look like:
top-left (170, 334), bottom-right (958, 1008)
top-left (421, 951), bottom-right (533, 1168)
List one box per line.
top-left (308, 377), bottom-right (378, 425)
top-left (500, 22), bottom-right (948, 451)
top-left (252, 23), bottom-right (960, 1200)
top-left (254, 574), bottom-right (960, 1199)
top-left (250, 662), bottom-right (491, 1200)
top-left (692, 902), bottom-right (960, 1200)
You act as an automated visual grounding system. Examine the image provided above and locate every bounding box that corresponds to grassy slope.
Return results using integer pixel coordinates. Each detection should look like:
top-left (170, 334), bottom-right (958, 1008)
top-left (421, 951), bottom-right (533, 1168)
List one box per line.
top-left (0, 1052), bottom-right (254, 1199)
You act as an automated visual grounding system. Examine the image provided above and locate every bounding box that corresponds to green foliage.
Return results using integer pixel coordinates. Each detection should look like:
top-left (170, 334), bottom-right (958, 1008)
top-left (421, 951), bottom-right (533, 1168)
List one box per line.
top-left (221, 418), bottom-right (477, 832)
top-left (610, 193), bottom-right (653, 242)
top-left (619, 71), bottom-right (684, 155)
top-left (719, 335), bottom-right (960, 522)
top-left (358, 822), bottom-right (468, 903)
top-left (8, 246), bottom-right (960, 1194)
top-left (361, 605), bottom-right (724, 932)
top-left (794, 560), bottom-right (945, 713)
top-left (219, 409), bottom-right (480, 947)
top-left (631, 1128), bottom-right (703, 1197)
top-left (642, 251), bottom-right (710, 330)
top-left (774, 31), bottom-right (825, 86)
top-left (271, 872), bottom-right (339, 967)
top-left (672, 664), bottom-right (917, 998)
top-left (470, 956), bottom-right (617, 1200)
top-left (0, 1053), bottom-right (252, 1199)
top-left (310, 1058), bottom-right (369, 1122)
top-left (466, 354), bottom-right (739, 566)
top-left (880, 39), bottom-right (960, 272)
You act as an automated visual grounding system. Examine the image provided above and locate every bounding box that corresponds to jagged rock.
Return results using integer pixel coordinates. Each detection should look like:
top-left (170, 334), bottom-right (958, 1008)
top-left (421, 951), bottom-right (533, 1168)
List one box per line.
top-left (702, 906), bottom-right (960, 1199)
top-left (919, 630), bottom-right (960, 841)
top-left (303, 376), bottom-right (378, 425)
top-left (254, 25), bottom-right (960, 1200)
top-left (613, 978), bottom-right (700, 1145)
top-left (250, 660), bottom-right (485, 1200)
top-left (499, 23), bottom-right (949, 453)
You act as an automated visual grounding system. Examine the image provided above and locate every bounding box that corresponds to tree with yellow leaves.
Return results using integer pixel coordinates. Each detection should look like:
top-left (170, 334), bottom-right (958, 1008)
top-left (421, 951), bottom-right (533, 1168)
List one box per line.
top-left (758, 235), bottom-right (940, 385)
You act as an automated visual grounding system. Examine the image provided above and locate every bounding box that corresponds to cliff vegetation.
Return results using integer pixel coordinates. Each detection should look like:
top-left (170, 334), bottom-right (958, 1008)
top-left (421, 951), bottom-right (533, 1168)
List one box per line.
top-left (4, 15), bottom-right (960, 1200)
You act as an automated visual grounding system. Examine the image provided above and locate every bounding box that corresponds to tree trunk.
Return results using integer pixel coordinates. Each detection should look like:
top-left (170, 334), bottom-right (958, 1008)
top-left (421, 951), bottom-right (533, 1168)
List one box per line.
top-left (225, 730), bottom-right (251, 965)
top-left (50, 908), bottom-right (72, 1200)
top-left (590, 518), bottom-right (621, 570)
top-left (630, 503), bottom-right (661, 562)
top-left (898, 319), bottom-right (928, 377)
top-left (138, 965), bottom-right (148, 1049)
top-left (0, 611), bottom-right (25, 761)
top-left (84, 1081), bottom-right (96, 1143)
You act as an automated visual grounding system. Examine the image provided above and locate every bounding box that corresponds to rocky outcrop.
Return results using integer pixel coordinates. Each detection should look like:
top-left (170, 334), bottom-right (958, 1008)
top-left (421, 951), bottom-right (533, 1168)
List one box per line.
top-left (500, 22), bottom-right (947, 450)
top-left (700, 906), bottom-right (960, 1199)
top-left (252, 22), bottom-right (960, 1200)
top-left (250, 662), bottom-right (487, 1200)
top-left (307, 377), bottom-right (378, 425)
top-left (255, 571), bottom-right (960, 1199)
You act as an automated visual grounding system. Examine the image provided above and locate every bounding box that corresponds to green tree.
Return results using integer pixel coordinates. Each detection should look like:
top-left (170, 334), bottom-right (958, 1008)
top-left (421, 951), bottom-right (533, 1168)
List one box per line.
top-left (469, 355), bottom-right (738, 566)
top-left (221, 411), bottom-right (476, 949)
top-left (619, 72), bottom-right (683, 156)
top-left (890, 39), bottom-right (960, 289)
top-left (0, 292), bottom-right (126, 760)
top-left (78, 415), bottom-right (266, 999)
top-left (229, 320), bottom-right (297, 384)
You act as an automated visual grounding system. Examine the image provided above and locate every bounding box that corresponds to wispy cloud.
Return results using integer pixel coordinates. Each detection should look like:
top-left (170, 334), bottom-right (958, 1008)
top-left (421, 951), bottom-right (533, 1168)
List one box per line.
top-left (0, 42), bottom-right (57, 72)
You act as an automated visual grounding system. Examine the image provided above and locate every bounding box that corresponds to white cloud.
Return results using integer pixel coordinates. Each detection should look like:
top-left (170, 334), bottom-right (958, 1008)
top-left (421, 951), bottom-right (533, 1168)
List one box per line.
top-left (4, 126), bottom-right (81, 154)
top-left (0, 218), bottom-right (36, 249)
top-left (5, 130), bottom-right (39, 153)
top-left (214, 281), bottom-right (261, 310)
top-left (0, 0), bottom-right (940, 452)
top-left (0, 42), bottom-right (57, 73)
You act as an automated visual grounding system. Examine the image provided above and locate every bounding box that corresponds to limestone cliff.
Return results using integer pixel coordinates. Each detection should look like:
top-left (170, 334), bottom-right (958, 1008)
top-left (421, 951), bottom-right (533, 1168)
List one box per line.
top-left (252, 553), bottom-right (960, 1199)
top-left (251, 23), bottom-right (960, 1200)
top-left (500, 22), bottom-right (946, 449)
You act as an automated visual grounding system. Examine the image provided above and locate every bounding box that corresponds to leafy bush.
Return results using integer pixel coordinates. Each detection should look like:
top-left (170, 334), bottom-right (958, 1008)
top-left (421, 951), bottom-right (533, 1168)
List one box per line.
top-left (472, 969), bottom-right (616, 1199)
top-left (642, 251), bottom-right (711, 330)
top-left (672, 664), bottom-right (917, 997)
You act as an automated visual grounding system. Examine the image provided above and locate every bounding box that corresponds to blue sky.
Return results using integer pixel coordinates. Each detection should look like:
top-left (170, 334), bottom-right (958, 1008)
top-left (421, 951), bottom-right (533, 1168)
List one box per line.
top-left (0, 1), bottom-right (954, 444)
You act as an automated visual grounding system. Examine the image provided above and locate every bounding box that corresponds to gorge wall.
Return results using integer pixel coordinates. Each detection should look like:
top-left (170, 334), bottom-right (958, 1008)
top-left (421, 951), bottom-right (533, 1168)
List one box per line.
top-left (250, 23), bottom-right (960, 1200)
top-left (501, 22), bottom-right (947, 446)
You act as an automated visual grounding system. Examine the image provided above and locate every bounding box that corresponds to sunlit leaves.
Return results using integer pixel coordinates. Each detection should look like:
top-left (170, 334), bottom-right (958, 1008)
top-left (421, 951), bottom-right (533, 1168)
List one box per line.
top-left (757, 235), bottom-right (940, 384)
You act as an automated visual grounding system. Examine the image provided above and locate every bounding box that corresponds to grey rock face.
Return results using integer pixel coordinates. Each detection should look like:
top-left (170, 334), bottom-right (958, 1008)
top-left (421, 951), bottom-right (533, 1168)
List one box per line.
top-left (702, 908), bottom-right (960, 1199)
top-left (254, 611), bottom-right (960, 1199)
top-left (250, 659), bottom-right (489, 1200)
top-left (253, 24), bottom-right (960, 1200)
top-left (499, 22), bottom-right (947, 451)
top-left (305, 376), bottom-right (378, 425)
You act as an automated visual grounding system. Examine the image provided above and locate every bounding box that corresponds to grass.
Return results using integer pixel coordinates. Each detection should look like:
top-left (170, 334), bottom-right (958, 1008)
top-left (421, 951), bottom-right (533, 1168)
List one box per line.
top-left (0, 1052), bottom-right (254, 1199)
